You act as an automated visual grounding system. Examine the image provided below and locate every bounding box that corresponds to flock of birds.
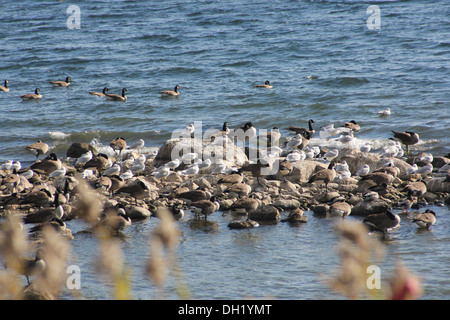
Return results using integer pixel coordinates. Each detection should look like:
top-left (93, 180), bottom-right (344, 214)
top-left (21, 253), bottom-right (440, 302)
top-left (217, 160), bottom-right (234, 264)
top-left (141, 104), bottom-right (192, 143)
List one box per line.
top-left (0, 77), bottom-right (447, 286)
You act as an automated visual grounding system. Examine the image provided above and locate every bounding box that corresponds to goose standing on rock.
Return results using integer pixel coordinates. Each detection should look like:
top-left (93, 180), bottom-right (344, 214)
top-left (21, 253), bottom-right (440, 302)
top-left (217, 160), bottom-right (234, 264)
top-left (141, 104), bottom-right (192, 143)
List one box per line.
top-left (392, 131), bottom-right (420, 155)
top-left (307, 161), bottom-right (336, 192)
top-left (0, 80), bottom-right (9, 92)
top-left (21, 88), bottom-right (42, 100)
top-left (106, 88), bottom-right (127, 101)
top-left (110, 137), bottom-right (127, 156)
top-left (50, 76), bottom-right (71, 87)
top-left (160, 85), bottom-right (180, 97)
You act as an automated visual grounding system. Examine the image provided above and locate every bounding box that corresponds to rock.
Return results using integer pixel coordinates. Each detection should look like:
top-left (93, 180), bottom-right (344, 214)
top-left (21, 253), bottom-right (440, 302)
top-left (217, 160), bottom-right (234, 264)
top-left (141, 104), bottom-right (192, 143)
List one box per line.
top-left (432, 156), bottom-right (449, 169)
top-left (125, 205), bottom-right (152, 221)
top-left (351, 199), bottom-right (390, 216)
top-left (152, 137), bottom-right (248, 168)
top-left (228, 219), bottom-right (259, 229)
top-left (248, 205), bottom-right (280, 221)
top-left (272, 198), bottom-right (301, 210)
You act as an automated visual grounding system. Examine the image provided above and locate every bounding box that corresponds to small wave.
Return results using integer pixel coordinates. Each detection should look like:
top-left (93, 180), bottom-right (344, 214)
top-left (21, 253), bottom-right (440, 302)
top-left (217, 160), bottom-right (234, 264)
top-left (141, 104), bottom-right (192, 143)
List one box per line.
top-left (48, 131), bottom-right (71, 140)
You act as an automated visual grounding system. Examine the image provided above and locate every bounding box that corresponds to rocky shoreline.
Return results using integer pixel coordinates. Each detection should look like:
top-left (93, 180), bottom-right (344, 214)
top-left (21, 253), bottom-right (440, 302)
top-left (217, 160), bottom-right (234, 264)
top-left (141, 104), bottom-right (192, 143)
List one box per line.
top-left (1, 135), bottom-right (449, 233)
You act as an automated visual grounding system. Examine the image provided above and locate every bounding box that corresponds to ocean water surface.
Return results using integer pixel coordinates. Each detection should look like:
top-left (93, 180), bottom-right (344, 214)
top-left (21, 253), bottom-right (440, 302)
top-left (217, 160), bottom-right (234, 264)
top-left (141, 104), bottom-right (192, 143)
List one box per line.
top-left (0, 0), bottom-right (449, 300)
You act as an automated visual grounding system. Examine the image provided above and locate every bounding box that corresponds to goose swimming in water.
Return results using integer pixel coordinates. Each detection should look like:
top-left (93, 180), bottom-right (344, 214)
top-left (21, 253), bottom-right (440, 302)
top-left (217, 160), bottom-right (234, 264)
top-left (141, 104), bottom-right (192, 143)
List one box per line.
top-left (0, 80), bottom-right (9, 92)
top-left (412, 209), bottom-right (436, 230)
top-left (160, 85), bottom-right (180, 97)
top-left (363, 210), bottom-right (400, 235)
top-left (105, 88), bottom-right (127, 102)
top-left (50, 76), bottom-right (71, 87)
top-left (254, 80), bottom-right (273, 89)
top-left (21, 88), bottom-right (42, 100)
top-left (89, 87), bottom-right (109, 97)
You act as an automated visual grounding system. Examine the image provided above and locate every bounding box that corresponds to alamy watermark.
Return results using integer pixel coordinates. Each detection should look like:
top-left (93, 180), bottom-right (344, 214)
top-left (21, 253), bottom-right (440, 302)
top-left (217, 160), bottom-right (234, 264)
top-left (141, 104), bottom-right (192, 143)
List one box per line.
top-left (366, 5), bottom-right (381, 30)
top-left (67, 5), bottom-right (81, 29)
top-left (366, 265), bottom-right (381, 290)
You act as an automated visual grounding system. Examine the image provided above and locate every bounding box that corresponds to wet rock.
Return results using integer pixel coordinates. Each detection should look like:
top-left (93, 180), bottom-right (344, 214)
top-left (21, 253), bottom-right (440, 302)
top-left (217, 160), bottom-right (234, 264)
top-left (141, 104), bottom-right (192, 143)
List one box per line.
top-left (272, 198), bottom-right (301, 210)
top-left (228, 219), bottom-right (259, 229)
top-left (125, 205), bottom-right (151, 221)
top-left (248, 205), bottom-right (280, 221)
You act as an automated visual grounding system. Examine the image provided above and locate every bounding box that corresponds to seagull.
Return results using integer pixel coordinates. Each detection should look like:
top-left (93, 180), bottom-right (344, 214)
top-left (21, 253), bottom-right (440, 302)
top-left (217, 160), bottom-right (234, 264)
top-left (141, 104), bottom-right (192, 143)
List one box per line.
top-left (419, 153), bottom-right (433, 163)
top-left (130, 161), bottom-right (145, 174)
top-left (165, 159), bottom-right (181, 170)
top-left (119, 170), bottom-right (133, 180)
top-left (181, 152), bottom-right (198, 163)
top-left (377, 108), bottom-right (391, 116)
top-left (339, 130), bottom-right (354, 145)
top-left (11, 161), bottom-right (21, 171)
top-left (286, 134), bottom-right (302, 149)
top-left (1, 160), bottom-right (13, 171)
top-left (416, 163), bottom-right (433, 176)
top-left (323, 149), bottom-right (339, 161)
top-left (198, 158), bottom-right (212, 170)
top-left (152, 166), bottom-right (170, 180)
top-left (407, 164), bottom-right (418, 175)
top-left (286, 150), bottom-right (306, 162)
top-left (335, 161), bottom-right (349, 173)
top-left (182, 123), bottom-right (195, 137)
top-left (49, 166), bottom-right (67, 178)
top-left (76, 151), bottom-right (93, 165)
top-left (211, 162), bottom-right (227, 174)
top-left (128, 139), bottom-right (145, 151)
top-left (356, 164), bottom-right (370, 176)
top-left (103, 163), bottom-right (121, 176)
top-left (20, 169), bottom-right (34, 180)
top-left (179, 164), bottom-right (199, 177)
top-left (360, 143), bottom-right (372, 153)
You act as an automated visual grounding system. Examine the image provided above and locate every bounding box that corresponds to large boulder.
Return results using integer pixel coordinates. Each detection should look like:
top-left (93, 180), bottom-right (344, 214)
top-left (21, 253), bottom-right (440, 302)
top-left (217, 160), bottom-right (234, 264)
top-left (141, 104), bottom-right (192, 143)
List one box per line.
top-left (152, 137), bottom-right (248, 168)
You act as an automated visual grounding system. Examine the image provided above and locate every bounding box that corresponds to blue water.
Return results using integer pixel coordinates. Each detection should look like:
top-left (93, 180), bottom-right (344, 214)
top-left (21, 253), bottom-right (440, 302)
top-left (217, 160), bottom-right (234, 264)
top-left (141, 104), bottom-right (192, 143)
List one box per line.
top-left (0, 0), bottom-right (449, 300)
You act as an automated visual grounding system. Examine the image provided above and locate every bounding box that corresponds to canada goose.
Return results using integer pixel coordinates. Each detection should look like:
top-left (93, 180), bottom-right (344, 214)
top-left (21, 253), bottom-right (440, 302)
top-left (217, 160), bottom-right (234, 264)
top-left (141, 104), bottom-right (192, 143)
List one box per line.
top-left (110, 137), bottom-right (127, 156)
top-left (105, 88), bottom-right (127, 101)
top-left (363, 210), bottom-right (400, 234)
top-left (169, 204), bottom-right (185, 221)
top-left (83, 153), bottom-right (110, 171)
top-left (412, 209), bottom-right (436, 230)
top-left (329, 199), bottom-right (352, 218)
top-left (190, 196), bottom-right (220, 220)
top-left (232, 122), bottom-right (257, 143)
top-left (279, 160), bottom-right (293, 180)
top-left (392, 131), bottom-right (420, 155)
top-left (28, 217), bottom-right (68, 235)
top-left (3, 169), bottom-right (20, 193)
top-left (50, 76), bottom-right (71, 87)
top-left (177, 189), bottom-right (211, 202)
top-left (19, 188), bottom-right (53, 210)
top-left (218, 172), bottom-right (243, 186)
top-left (254, 80), bottom-right (273, 89)
top-left (281, 207), bottom-right (308, 223)
top-left (23, 192), bottom-right (64, 224)
top-left (238, 160), bottom-right (272, 186)
top-left (20, 88), bottom-right (42, 100)
top-left (25, 140), bottom-right (49, 160)
top-left (66, 142), bottom-right (96, 158)
top-left (30, 153), bottom-right (62, 175)
top-left (344, 120), bottom-right (360, 131)
top-left (0, 80), bottom-right (9, 92)
top-left (307, 161), bottom-right (336, 191)
top-left (288, 119), bottom-right (315, 136)
top-left (299, 131), bottom-right (312, 150)
top-left (94, 206), bottom-right (131, 235)
top-left (359, 171), bottom-right (395, 186)
top-left (89, 87), bottom-right (109, 97)
top-left (115, 180), bottom-right (149, 205)
top-left (226, 182), bottom-right (252, 198)
top-left (109, 175), bottom-right (125, 195)
top-left (95, 176), bottom-right (112, 192)
top-left (402, 180), bottom-right (427, 197)
top-left (12, 249), bottom-right (46, 285)
top-left (160, 85), bottom-right (180, 97)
